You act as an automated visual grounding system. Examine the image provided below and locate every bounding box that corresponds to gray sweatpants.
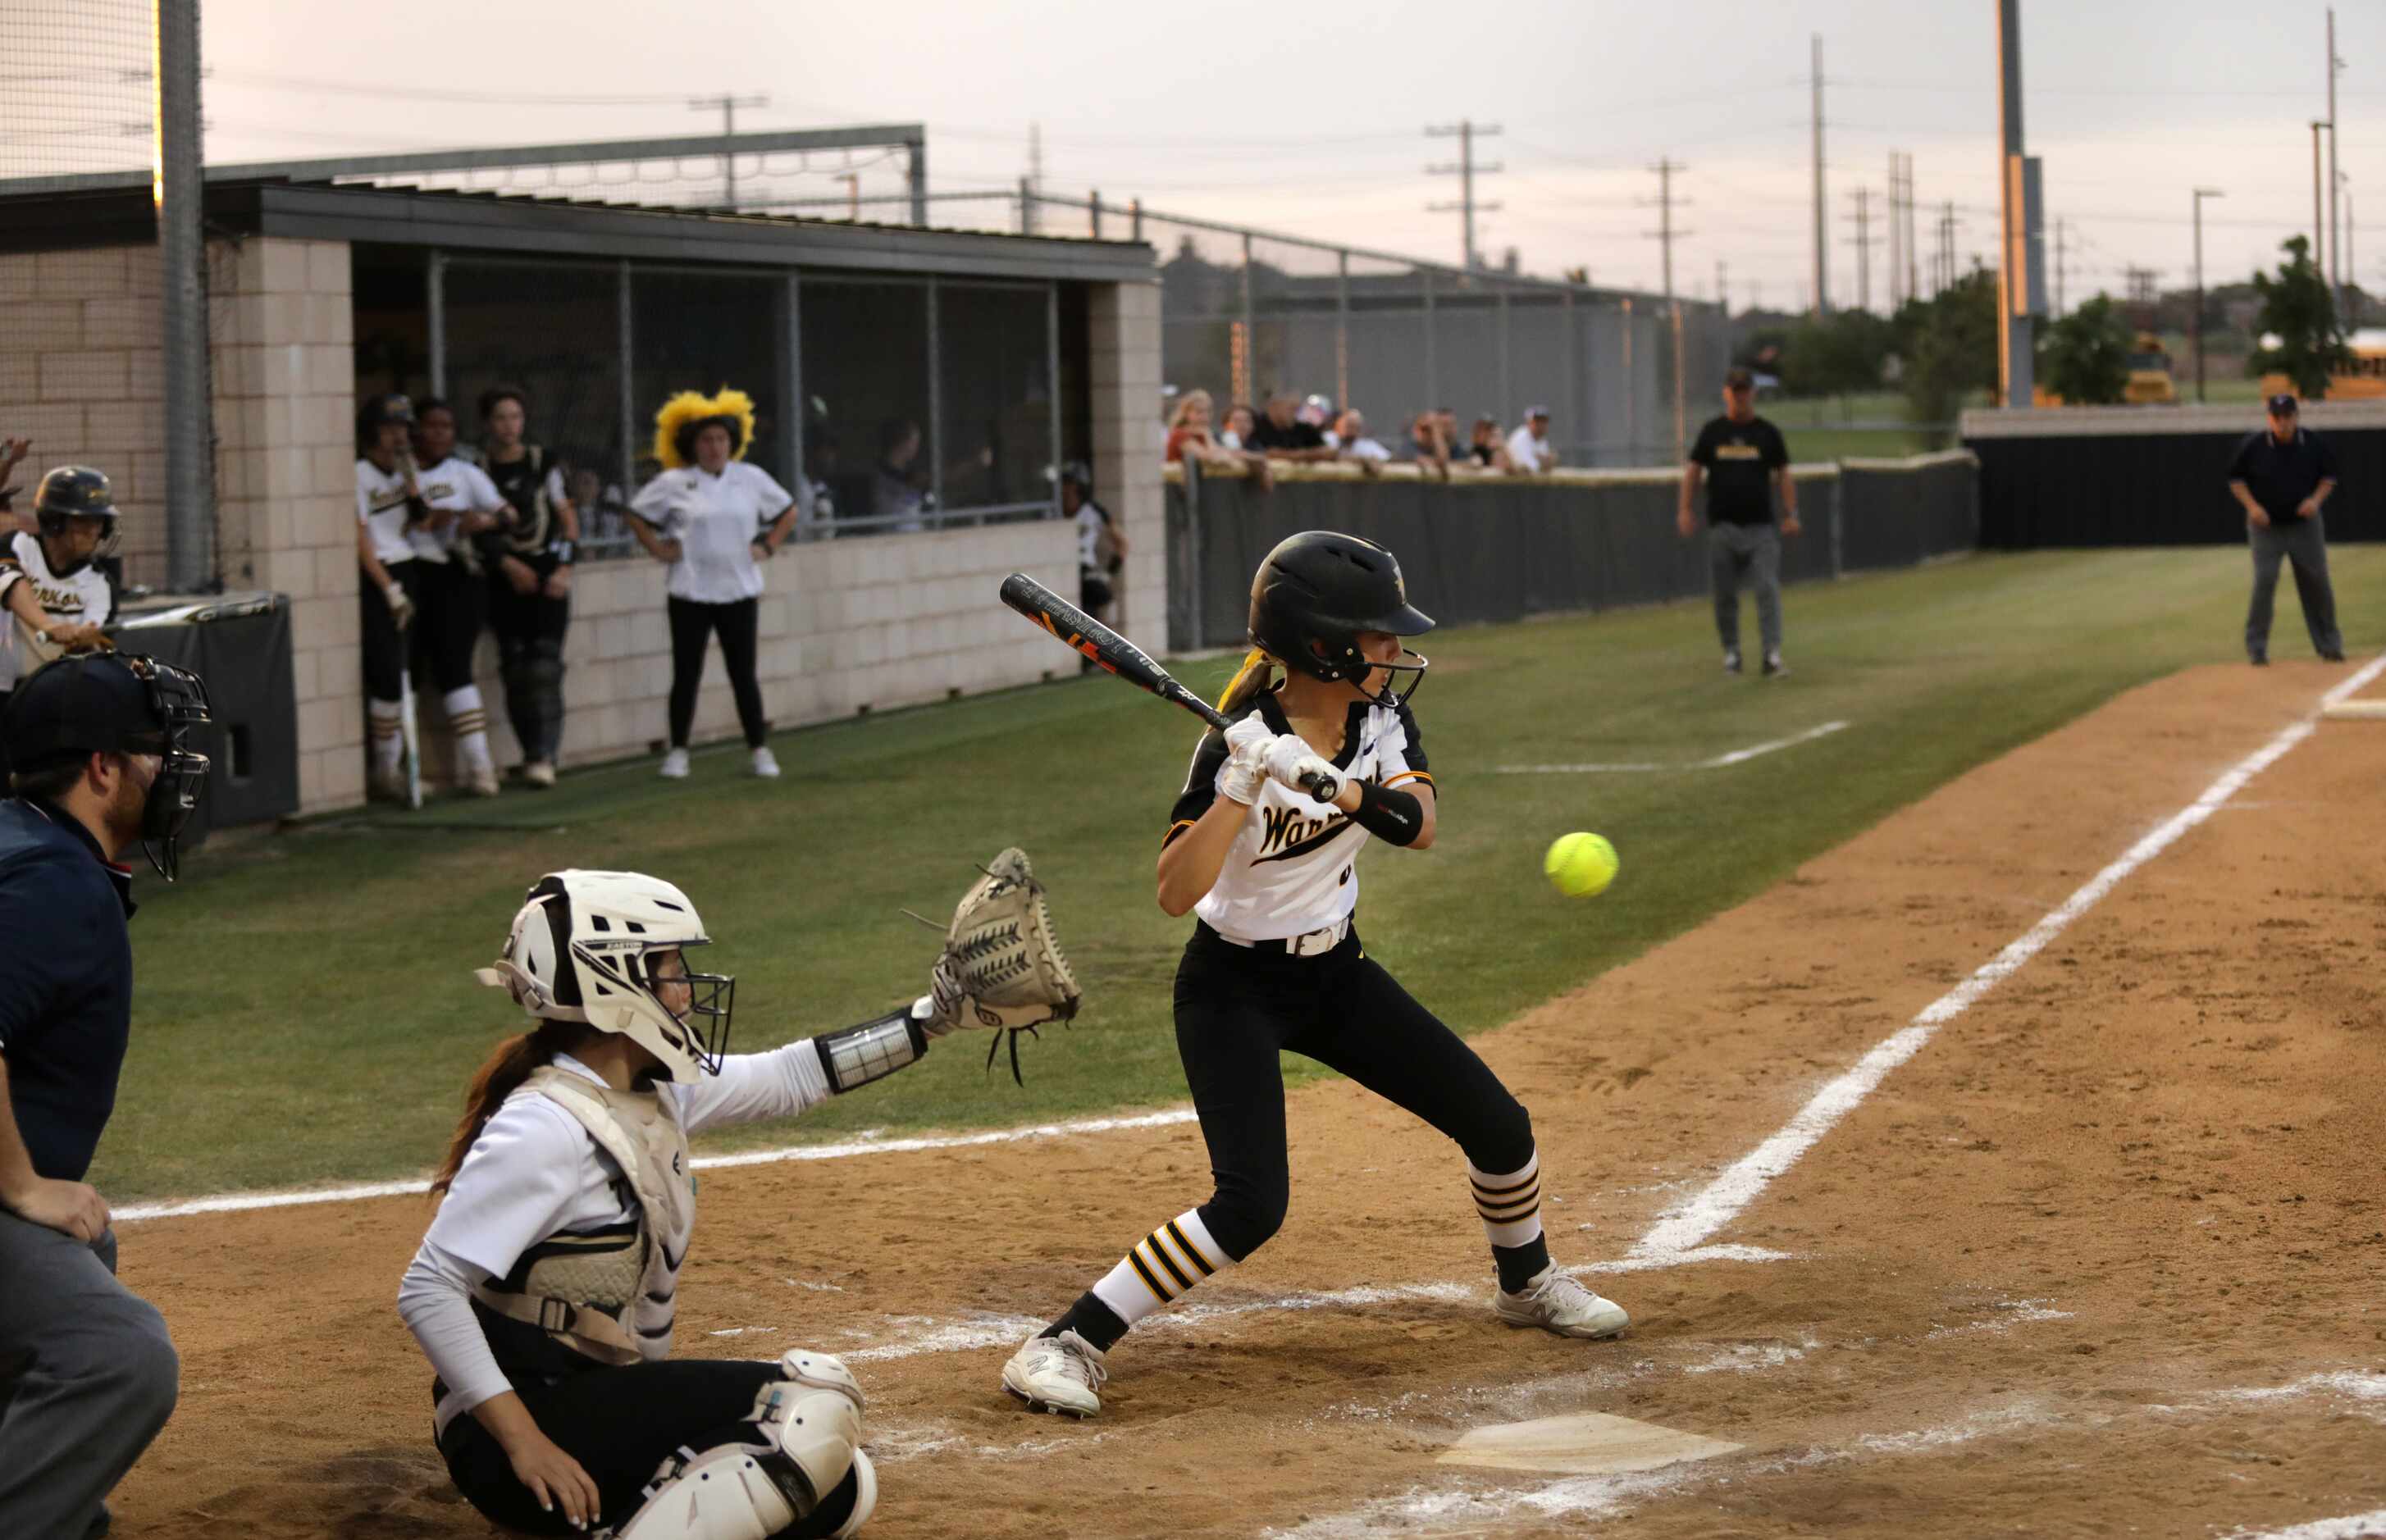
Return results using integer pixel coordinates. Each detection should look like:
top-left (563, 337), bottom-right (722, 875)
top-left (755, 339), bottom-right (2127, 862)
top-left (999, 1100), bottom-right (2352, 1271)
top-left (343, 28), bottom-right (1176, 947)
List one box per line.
top-left (1708, 521), bottom-right (1783, 656)
top-left (2246, 514), bottom-right (2343, 658)
top-left (0, 1214), bottom-right (180, 1538)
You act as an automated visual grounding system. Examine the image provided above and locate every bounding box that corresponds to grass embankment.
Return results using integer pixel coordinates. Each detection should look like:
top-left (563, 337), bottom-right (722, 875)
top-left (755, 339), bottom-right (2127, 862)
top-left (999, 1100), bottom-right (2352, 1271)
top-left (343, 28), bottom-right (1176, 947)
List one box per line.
top-left (97, 548), bottom-right (2386, 1200)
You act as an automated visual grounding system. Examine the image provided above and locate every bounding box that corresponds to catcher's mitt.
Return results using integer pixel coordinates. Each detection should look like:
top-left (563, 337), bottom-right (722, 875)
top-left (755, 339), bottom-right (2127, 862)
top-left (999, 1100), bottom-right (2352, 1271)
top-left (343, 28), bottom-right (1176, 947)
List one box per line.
top-left (924, 848), bottom-right (1082, 1084)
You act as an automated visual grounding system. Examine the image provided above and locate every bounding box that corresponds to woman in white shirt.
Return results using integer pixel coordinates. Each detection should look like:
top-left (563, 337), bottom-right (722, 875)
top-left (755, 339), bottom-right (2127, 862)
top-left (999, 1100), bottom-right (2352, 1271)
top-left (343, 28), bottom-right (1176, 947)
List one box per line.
top-left (398, 868), bottom-right (965, 1538)
top-left (628, 390), bottom-right (796, 781)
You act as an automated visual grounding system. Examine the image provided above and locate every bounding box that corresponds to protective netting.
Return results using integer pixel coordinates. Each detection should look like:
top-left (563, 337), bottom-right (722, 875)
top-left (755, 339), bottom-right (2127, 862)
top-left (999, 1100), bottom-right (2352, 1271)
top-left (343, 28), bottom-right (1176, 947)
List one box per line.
top-left (0, 0), bottom-right (155, 181)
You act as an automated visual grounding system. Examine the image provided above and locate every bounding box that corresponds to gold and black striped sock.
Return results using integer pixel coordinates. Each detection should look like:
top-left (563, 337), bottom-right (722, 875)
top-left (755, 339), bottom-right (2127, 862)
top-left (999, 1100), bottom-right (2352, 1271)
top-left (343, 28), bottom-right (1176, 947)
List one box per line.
top-left (1085, 1209), bottom-right (1231, 1333)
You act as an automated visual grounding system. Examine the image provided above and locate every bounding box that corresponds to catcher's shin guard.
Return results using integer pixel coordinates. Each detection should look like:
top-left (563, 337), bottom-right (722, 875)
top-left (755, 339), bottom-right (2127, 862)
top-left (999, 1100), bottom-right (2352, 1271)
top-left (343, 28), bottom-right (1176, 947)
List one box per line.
top-left (609, 1349), bottom-right (869, 1540)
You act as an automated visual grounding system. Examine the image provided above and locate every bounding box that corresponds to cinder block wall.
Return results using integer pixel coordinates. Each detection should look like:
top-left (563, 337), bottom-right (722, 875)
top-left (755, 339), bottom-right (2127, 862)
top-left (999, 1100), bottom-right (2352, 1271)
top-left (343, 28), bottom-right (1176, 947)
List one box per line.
top-left (1089, 282), bottom-right (1165, 640)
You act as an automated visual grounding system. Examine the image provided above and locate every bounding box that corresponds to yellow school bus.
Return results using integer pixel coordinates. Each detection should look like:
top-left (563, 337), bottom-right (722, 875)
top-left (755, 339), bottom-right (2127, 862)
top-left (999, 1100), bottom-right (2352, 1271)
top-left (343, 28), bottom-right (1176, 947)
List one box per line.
top-left (2123, 333), bottom-right (2177, 405)
top-left (2257, 327), bottom-right (2386, 401)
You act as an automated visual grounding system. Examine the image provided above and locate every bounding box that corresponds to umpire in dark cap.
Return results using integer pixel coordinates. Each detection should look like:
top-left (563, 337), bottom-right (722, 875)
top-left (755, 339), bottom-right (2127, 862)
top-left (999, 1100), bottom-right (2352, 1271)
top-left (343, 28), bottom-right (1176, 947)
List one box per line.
top-left (0, 651), bottom-right (211, 1538)
top-left (2228, 394), bottom-right (2346, 666)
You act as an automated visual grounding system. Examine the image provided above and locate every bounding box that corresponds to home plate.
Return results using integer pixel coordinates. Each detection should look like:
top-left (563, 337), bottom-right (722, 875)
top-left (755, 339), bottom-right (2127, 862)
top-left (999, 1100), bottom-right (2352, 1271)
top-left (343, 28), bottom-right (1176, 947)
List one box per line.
top-left (1434, 1412), bottom-right (1742, 1477)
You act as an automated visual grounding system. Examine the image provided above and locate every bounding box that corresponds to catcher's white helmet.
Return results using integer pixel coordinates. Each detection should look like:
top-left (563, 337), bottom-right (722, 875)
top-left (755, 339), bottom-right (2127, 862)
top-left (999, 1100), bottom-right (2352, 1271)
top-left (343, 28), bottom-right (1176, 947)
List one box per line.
top-left (477, 869), bottom-right (732, 1082)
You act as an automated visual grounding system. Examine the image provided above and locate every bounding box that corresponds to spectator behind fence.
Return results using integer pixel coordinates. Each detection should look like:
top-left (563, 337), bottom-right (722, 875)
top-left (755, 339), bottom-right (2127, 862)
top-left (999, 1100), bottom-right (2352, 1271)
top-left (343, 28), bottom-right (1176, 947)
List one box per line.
top-left (1165, 390), bottom-right (1273, 488)
top-left (874, 419), bottom-right (928, 532)
top-left (629, 388), bottom-right (796, 782)
top-left (1246, 393), bottom-right (1337, 462)
top-left (1336, 411), bottom-right (1392, 473)
top-left (1218, 403), bottom-right (1257, 451)
top-left (1300, 394), bottom-right (1339, 449)
top-left (566, 466), bottom-right (628, 549)
top-left (1401, 412), bottom-right (1451, 479)
top-left (1467, 416), bottom-right (1513, 472)
top-left (1506, 406), bottom-right (1553, 474)
top-left (475, 387), bottom-right (579, 791)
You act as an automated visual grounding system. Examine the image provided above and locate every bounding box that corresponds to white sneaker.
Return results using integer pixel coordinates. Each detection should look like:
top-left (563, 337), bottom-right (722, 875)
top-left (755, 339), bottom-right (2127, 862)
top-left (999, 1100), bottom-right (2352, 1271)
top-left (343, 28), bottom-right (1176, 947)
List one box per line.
top-left (659, 748), bottom-right (691, 780)
top-left (1001, 1329), bottom-right (1108, 1418)
top-left (522, 760), bottom-right (557, 790)
top-left (1494, 1267), bottom-right (1631, 1339)
top-left (750, 746), bottom-right (782, 779)
top-left (464, 766), bottom-right (502, 798)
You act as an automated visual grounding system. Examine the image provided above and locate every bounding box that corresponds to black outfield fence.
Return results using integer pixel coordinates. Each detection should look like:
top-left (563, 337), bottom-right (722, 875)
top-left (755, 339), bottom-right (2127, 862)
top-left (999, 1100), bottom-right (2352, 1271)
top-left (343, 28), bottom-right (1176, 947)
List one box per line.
top-left (1962, 402), bottom-right (2386, 549)
top-left (1166, 453), bottom-right (1978, 652)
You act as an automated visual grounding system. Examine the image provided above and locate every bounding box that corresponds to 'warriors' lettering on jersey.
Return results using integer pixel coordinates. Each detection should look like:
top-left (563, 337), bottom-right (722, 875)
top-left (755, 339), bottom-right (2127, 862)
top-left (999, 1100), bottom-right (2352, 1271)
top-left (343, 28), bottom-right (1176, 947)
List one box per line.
top-left (1164, 690), bottom-right (1432, 942)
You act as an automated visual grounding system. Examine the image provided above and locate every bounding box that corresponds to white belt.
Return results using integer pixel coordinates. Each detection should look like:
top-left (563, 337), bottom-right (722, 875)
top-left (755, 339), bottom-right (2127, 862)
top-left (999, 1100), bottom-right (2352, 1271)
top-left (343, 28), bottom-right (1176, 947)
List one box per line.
top-left (1212, 915), bottom-right (1350, 958)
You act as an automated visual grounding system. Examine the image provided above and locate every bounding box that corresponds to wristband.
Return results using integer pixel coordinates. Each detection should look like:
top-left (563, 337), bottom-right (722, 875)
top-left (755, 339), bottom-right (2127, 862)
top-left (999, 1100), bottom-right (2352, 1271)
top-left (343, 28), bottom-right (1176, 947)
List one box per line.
top-left (1349, 779), bottom-right (1425, 846)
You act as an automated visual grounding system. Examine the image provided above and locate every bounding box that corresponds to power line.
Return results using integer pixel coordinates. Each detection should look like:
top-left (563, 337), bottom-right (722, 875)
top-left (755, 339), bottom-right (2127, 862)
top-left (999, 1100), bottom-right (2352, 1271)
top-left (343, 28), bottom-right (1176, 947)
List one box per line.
top-left (1641, 158), bottom-right (1691, 302)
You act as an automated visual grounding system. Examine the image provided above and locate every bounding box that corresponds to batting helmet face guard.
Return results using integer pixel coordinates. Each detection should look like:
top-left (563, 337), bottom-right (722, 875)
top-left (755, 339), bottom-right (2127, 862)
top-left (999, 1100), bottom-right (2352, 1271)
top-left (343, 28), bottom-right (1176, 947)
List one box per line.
top-left (1247, 531), bottom-right (1435, 708)
top-left (33, 465), bottom-right (121, 575)
top-left (477, 869), bottom-right (734, 1082)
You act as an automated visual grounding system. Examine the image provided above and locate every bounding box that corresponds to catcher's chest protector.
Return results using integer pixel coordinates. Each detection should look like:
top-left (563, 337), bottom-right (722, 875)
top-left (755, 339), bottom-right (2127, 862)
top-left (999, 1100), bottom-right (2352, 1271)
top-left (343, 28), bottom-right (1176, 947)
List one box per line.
top-left (471, 1068), bottom-right (696, 1367)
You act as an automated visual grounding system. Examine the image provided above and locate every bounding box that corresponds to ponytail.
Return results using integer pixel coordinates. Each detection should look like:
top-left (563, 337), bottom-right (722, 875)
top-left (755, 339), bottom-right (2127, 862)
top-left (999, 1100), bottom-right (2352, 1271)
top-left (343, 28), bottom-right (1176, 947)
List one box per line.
top-left (1216, 649), bottom-right (1277, 717)
top-left (428, 1019), bottom-right (584, 1196)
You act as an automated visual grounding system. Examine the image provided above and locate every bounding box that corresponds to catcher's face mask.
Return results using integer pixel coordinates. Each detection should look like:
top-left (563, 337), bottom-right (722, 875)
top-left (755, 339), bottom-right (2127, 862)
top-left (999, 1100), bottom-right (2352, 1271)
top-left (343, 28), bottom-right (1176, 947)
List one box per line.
top-left (634, 945), bottom-right (734, 1076)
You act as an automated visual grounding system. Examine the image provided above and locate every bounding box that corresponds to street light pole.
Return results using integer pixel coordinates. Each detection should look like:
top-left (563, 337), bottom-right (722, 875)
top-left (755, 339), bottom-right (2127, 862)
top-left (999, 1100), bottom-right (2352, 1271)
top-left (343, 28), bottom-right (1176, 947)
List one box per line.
top-left (2193, 188), bottom-right (2225, 403)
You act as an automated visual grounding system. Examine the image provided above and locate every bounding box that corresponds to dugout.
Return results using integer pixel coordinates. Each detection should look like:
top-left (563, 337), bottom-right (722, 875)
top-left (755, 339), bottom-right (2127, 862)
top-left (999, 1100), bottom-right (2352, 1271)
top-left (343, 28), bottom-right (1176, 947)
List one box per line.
top-left (0, 167), bottom-right (1163, 818)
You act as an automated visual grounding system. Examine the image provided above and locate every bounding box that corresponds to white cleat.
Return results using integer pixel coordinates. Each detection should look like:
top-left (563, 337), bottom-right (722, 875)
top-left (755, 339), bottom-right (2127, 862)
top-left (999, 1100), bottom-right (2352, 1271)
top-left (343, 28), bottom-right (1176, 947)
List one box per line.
top-left (465, 766), bottom-right (502, 798)
top-left (522, 759), bottom-right (557, 789)
top-left (1001, 1329), bottom-right (1108, 1419)
top-left (659, 747), bottom-right (691, 780)
top-left (1495, 1267), bottom-right (1631, 1340)
top-left (750, 746), bottom-right (782, 779)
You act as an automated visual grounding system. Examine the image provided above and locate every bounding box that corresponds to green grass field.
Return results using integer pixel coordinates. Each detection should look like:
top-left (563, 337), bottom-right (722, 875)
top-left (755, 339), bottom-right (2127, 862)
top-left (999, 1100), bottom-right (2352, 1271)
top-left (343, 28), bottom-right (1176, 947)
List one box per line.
top-left (94, 548), bottom-right (2386, 1202)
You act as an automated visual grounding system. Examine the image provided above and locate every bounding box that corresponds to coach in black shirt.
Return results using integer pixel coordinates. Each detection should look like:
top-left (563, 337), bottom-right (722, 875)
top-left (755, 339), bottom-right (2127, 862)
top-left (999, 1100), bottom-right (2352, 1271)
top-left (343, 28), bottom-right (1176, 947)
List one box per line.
top-left (2228, 394), bottom-right (2345, 665)
top-left (0, 651), bottom-right (211, 1539)
top-left (1680, 368), bottom-right (1801, 677)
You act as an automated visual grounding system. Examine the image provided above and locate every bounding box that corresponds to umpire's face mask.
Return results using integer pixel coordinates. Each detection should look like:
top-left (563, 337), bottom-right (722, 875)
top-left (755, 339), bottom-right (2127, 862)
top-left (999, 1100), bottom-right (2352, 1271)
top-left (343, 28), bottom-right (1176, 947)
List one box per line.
top-left (123, 660), bottom-right (213, 882)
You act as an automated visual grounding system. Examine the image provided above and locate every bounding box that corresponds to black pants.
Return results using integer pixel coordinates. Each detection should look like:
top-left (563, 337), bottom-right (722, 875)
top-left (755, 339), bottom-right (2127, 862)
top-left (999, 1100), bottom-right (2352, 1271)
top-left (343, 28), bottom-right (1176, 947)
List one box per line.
top-left (666, 595), bottom-right (766, 750)
top-left (0, 690), bottom-right (12, 790)
top-left (437, 1359), bottom-right (858, 1538)
top-left (488, 558), bottom-right (572, 763)
top-left (1174, 922), bottom-right (1534, 1261)
top-left (360, 558), bottom-right (483, 700)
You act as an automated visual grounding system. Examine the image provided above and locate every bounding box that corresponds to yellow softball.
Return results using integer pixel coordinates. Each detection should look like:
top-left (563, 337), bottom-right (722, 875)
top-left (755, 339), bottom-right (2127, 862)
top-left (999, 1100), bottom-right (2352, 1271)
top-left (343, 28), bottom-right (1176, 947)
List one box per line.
top-left (1544, 832), bottom-right (1618, 899)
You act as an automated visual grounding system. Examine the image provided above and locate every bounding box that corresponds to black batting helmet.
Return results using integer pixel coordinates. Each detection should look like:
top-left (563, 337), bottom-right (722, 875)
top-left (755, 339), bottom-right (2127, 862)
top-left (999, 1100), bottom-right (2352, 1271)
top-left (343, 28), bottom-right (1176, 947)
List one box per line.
top-left (1247, 531), bottom-right (1434, 708)
top-left (357, 393), bottom-right (416, 444)
top-left (34, 465), bottom-right (121, 573)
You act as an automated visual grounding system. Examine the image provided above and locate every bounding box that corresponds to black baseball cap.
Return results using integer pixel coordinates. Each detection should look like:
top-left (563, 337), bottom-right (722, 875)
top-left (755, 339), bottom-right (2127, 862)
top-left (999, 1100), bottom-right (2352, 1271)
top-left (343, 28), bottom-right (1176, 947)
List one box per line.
top-left (5, 653), bottom-right (180, 773)
top-left (2266, 393), bottom-right (2299, 415)
top-left (1725, 367), bottom-right (1756, 390)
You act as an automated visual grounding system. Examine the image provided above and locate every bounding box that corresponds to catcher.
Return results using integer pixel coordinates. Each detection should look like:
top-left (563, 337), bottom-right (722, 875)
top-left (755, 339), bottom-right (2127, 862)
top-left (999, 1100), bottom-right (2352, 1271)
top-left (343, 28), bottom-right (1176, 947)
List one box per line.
top-left (395, 855), bottom-right (1076, 1538)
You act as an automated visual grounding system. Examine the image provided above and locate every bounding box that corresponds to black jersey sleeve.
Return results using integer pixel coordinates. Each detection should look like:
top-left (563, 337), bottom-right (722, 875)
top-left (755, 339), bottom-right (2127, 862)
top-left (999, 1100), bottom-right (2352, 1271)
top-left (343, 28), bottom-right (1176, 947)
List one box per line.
top-left (1759, 420), bottom-right (1791, 470)
top-left (1164, 728), bottom-right (1231, 847)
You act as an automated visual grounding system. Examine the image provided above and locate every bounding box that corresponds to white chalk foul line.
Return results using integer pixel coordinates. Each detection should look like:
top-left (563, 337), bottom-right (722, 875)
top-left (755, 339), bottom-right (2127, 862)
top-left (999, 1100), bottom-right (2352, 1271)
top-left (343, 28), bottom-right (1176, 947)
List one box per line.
top-left (113, 1107), bottom-right (1200, 1224)
top-left (1629, 656), bottom-right (2386, 1263)
top-left (2228, 1513), bottom-right (2386, 1540)
top-left (1495, 720), bottom-right (1849, 776)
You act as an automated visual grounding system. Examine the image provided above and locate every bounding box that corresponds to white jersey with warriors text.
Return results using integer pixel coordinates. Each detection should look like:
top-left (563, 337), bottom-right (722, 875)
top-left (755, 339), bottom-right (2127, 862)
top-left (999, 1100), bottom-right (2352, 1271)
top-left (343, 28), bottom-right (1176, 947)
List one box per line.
top-left (0, 530), bottom-right (116, 691)
top-left (1166, 690), bottom-right (1432, 942)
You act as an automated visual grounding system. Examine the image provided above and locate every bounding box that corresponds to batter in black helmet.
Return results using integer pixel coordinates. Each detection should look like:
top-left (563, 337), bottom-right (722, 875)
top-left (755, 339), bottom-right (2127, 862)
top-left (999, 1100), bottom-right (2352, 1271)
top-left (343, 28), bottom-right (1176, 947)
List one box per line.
top-left (1000, 531), bottom-right (1631, 1419)
top-left (0, 466), bottom-right (122, 786)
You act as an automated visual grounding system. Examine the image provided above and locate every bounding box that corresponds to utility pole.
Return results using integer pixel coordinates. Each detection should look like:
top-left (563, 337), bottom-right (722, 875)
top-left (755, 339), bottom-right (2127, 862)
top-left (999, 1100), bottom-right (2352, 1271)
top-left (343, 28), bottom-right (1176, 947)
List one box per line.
top-left (2313, 121), bottom-right (2329, 276)
top-left (1426, 120), bottom-right (1503, 270)
top-left (1717, 257), bottom-right (1730, 316)
top-left (2193, 188), bottom-right (2224, 403)
top-left (1811, 35), bottom-right (1830, 315)
top-left (1995, 0), bottom-right (2034, 408)
top-left (688, 93), bottom-right (769, 209)
top-left (1905, 153), bottom-right (1921, 307)
top-left (1024, 121), bottom-right (1044, 235)
top-left (1847, 185), bottom-right (1874, 312)
top-left (1938, 201), bottom-right (1959, 295)
top-left (2328, 7), bottom-right (2343, 307)
top-left (2053, 218), bottom-right (2066, 317)
top-left (1643, 158), bottom-right (1690, 302)
top-left (1886, 152), bottom-right (1903, 309)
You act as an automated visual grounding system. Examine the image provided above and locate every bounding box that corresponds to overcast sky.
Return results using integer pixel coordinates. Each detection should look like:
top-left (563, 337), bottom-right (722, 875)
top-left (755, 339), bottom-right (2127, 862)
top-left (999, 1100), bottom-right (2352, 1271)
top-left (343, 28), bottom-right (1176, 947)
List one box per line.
top-left (18, 0), bottom-right (2386, 311)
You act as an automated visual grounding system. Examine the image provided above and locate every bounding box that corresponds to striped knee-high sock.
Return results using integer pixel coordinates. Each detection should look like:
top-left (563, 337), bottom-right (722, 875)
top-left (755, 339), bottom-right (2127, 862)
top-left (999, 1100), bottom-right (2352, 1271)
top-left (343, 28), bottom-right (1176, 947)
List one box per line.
top-left (1471, 1150), bottom-right (1553, 1292)
top-left (443, 686), bottom-right (494, 774)
top-left (367, 699), bottom-right (404, 771)
top-left (1046, 1210), bottom-right (1234, 1351)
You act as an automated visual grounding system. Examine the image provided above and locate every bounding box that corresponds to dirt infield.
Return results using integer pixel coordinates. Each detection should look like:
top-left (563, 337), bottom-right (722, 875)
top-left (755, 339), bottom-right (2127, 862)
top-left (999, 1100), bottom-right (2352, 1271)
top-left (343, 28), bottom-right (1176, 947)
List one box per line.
top-left (111, 660), bottom-right (2386, 1538)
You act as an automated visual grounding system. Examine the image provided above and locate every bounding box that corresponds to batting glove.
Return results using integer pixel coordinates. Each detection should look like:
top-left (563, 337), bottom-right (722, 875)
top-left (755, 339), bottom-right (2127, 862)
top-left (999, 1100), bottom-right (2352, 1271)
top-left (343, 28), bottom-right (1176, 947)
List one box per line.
top-left (383, 581), bottom-right (416, 631)
top-left (1262, 733), bottom-right (1339, 801)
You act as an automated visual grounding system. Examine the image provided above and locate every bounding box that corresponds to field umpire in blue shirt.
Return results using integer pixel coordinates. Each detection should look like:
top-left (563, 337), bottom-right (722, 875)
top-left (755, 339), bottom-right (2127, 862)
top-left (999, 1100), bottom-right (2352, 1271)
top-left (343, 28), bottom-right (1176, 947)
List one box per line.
top-left (2228, 394), bottom-right (2346, 666)
top-left (0, 651), bottom-right (211, 1539)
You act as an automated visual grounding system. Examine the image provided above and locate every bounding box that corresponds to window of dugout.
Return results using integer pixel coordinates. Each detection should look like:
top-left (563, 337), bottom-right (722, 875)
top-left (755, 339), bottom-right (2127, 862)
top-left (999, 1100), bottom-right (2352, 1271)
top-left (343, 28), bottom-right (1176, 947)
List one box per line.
top-left (411, 253), bottom-right (1070, 552)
